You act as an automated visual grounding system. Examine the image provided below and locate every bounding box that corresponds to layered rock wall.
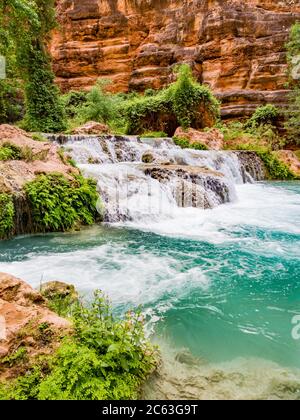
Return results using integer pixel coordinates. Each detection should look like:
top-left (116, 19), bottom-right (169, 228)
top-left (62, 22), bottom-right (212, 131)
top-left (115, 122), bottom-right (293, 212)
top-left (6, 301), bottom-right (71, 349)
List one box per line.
top-left (51, 0), bottom-right (300, 118)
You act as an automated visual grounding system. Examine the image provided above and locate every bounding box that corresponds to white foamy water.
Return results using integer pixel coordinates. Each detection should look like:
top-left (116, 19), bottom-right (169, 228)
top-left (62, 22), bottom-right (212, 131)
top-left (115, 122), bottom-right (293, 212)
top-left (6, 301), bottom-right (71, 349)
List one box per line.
top-left (0, 241), bottom-right (210, 307)
top-left (122, 182), bottom-right (300, 244)
top-left (1, 135), bottom-right (299, 400)
top-left (58, 135), bottom-right (265, 224)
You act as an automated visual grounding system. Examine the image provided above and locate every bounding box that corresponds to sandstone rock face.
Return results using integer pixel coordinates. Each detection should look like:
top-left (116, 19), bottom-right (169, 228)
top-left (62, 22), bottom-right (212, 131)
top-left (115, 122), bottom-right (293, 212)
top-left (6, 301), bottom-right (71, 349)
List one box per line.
top-left (0, 273), bottom-right (70, 379)
top-left (0, 125), bottom-right (78, 194)
top-left (174, 127), bottom-right (224, 150)
top-left (51, 0), bottom-right (300, 119)
top-left (72, 121), bottom-right (110, 135)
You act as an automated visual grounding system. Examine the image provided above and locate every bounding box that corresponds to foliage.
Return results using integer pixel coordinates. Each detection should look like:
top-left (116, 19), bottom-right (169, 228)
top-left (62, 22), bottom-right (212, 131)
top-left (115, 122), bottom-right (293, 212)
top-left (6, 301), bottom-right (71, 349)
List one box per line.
top-left (0, 291), bottom-right (158, 400)
top-left (246, 104), bottom-right (279, 128)
top-left (31, 133), bottom-right (47, 142)
top-left (285, 23), bottom-right (300, 144)
top-left (140, 131), bottom-right (168, 138)
top-left (24, 173), bottom-right (99, 232)
top-left (257, 151), bottom-right (297, 180)
top-left (122, 64), bottom-right (220, 136)
top-left (0, 0), bottom-right (66, 132)
top-left (61, 90), bottom-right (88, 119)
top-left (0, 193), bottom-right (15, 239)
top-left (20, 45), bottom-right (66, 133)
top-left (0, 80), bottom-right (24, 124)
top-left (76, 80), bottom-right (118, 125)
top-left (173, 136), bottom-right (208, 150)
top-left (0, 142), bottom-right (22, 160)
top-left (0, 142), bottom-right (48, 162)
top-left (221, 120), bottom-right (284, 151)
top-left (1, 347), bottom-right (28, 368)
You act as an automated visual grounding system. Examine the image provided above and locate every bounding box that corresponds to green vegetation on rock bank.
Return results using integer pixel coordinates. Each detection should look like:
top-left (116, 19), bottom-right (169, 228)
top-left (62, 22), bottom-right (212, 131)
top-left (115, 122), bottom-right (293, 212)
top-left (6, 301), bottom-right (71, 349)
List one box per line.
top-left (0, 173), bottom-right (100, 240)
top-left (0, 290), bottom-right (158, 400)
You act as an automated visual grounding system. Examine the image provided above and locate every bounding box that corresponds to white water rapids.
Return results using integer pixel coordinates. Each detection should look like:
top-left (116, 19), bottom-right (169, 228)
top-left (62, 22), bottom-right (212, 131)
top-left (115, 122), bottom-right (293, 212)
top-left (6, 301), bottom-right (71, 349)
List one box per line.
top-left (51, 135), bottom-right (265, 225)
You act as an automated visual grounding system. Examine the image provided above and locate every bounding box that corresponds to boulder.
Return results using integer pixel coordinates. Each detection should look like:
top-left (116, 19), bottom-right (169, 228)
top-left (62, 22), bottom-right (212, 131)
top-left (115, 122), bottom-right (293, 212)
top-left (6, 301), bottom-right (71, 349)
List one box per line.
top-left (174, 127), bottom-right (224, 150)
top-left (0, 273), bottom-right (71, 380)
top-left (0, 124), bottom-right (78, 195)
top-left (72, 121), bottom-right (110, 135)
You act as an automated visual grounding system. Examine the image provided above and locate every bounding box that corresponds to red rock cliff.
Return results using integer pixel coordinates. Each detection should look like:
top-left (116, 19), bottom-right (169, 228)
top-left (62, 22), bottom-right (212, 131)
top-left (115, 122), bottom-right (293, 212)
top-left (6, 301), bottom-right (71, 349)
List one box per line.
top-left (51, 0), bottom-right (300, 119)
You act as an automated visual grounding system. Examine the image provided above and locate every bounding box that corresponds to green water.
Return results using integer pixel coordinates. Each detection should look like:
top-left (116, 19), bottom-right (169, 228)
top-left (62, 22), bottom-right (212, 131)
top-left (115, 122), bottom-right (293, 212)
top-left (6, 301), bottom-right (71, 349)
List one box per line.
top-left (0, 182), bottom-right (300, 373)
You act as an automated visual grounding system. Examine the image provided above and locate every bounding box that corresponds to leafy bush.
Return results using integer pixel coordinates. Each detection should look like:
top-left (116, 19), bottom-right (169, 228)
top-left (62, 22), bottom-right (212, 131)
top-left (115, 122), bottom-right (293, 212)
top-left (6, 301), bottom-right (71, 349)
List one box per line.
top-left (173, 136), bottom-right (208, 150)
top-left (0, 79), bottom-right (24, 124)
top-left (1, 347), bottom-right (28, 368)
top-left (0, 142), bottom-right (48, 162)
top-left (0, 291), bottom-right (158, 400)
top-left (0, 143), bottom-right (22, 161)
top-left (247, 105), bottom-right (279, 128)
top-left (76, 80), bottom-right (117, 125)
top-left (24, 173), bottom-right (100, 232)
top-left (61, 90), bottom-right (88, 119)
top-left (123, 64), bottom-right (220, 136)
top-left (284, 23), bottom-right (300, 145)
top-left (221, 120), bottom-right (283, 151)
top-left (257, 151), bottom-right (296, 180)
top-left (0, 193), bottom-right (15, 239)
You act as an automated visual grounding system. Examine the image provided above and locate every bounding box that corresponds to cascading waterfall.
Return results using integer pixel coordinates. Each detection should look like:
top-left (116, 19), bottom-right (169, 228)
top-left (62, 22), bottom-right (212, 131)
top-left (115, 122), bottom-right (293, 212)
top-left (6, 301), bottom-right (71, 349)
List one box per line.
top-left (2, 136), bottom-right (300, 400)
top-left (47, 134), bottom-right (265, 223)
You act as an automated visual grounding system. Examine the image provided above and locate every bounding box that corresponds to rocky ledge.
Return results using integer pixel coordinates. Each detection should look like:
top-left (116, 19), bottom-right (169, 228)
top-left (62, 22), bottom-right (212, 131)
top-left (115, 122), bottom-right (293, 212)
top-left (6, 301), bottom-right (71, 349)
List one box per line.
top-left (0, 125), bottom-right (78, 196)
top-left (0, 273), bottom-right (71, 381)
top-left (141, 164), bottom-right (232, 209)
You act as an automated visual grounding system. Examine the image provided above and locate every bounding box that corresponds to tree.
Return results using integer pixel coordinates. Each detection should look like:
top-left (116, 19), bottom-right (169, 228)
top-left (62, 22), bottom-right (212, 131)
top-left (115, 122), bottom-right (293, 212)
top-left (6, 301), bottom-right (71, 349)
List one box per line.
top-left (0, 0), bottom-right (66, 132)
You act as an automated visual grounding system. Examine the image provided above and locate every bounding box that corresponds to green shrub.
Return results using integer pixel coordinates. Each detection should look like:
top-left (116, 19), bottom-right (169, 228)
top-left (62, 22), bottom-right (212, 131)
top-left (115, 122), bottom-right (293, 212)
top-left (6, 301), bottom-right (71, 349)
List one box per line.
top-left (0, 291), bottom-right (158, 400)
top-left (247, 104), bottom-right (279, 128)
top-left (284, 23), bottom-right (300, 145)
top-left (257, 151), bottom-right (296, 180)
top-left (77, 80), bottom-right (117, 124)
top-left (24, 173), bottom-right (100, 232)
top-left (61, 90), bottom-right (88, 119)
top-left (0, 142), bottom-right (48, 162)
top-left (1, 347), bottom-right (28, 368)
top-left (0, 79), bottom-right (24, 124)
top-left (173, 136), bottom-right (208, 151)
top-left (123, 64), bottom-right (220, 136)
top-left (0, 193), bottom-right (15, 239)
top-left (0, 143), bottom-right (22, 160)
top-left (31, 133), bottom-right (47, 142)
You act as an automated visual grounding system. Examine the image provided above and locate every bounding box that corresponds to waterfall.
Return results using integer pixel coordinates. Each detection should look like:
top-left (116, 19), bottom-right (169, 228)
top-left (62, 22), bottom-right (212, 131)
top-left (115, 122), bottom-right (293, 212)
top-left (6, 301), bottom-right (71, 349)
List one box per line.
top-left (47, 135), bottom-right (265, 223)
